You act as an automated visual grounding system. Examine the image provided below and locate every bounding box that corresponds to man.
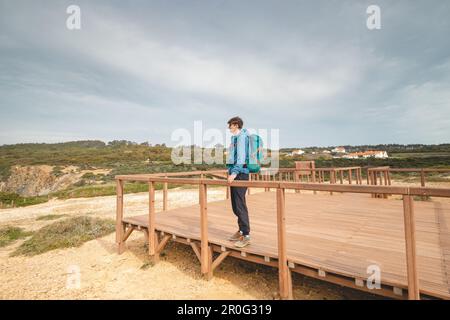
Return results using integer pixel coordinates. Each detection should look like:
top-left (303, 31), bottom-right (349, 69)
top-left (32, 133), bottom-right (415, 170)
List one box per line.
top-left (226, 116), bottom-right (251, 248)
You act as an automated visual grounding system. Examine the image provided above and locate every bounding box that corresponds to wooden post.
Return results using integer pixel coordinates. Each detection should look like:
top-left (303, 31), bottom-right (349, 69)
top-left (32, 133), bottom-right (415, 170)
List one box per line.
top-left (163, 174), bottom-right (168, 211)
top-left (149, 181), bottom-right (159, 262)
top-left (420, 169), bottom-right (425, 187)
top-left (294, 170), bottom-right (299, 193)
top-left (370, 170), bottom-right (375, 197)
top-left (264, 172), bottom-right (268, 192)
top-left (329, 170), bottom-right (335, 195)
top-left (116, 179), bottom-right (126, 253)
top-left (312, 169), bottom-right (317, 195)
top-left (199, 183), bottom-right (211, 279)
top-left (402, 195), bottom-right (420, 300)
top-left (276, 188), bottom-right (292, 299)
top-left (348, 169), bottom-right (352, 184)
top-left (340, 170), bottom-right (344, 184)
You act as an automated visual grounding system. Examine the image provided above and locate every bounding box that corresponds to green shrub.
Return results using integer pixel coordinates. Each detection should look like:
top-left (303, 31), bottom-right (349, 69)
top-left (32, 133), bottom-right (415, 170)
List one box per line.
top-left (36, 214), bottom-right (68, 221)
top-left (0, 192), bottom-right (48, 208)
top-left (12, 216), bottom-right (115, 256)
top-left (0, 226), bottom-right (33, 247)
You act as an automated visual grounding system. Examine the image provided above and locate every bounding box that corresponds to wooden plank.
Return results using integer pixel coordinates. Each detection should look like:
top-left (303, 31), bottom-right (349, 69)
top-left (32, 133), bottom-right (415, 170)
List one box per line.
top-left (120, 190), bottom-right (450, 299)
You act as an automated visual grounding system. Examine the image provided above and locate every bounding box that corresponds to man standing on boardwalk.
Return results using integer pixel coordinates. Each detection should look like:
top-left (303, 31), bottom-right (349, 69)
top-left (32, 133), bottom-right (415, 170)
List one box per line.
top-left (226, 116), bottom-right (251, 248)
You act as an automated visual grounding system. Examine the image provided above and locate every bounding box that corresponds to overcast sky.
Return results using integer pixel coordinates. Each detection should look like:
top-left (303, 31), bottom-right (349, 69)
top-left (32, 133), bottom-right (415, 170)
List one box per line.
top-left (0, 0), bottom-right (449, 147)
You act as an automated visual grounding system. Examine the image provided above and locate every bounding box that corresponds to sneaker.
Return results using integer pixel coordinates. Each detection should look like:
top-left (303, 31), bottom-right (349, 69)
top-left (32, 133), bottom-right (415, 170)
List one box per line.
top-left (234, 235), bottom-right (250, 248)
top-left (228, 231), bottom-right (243, 241)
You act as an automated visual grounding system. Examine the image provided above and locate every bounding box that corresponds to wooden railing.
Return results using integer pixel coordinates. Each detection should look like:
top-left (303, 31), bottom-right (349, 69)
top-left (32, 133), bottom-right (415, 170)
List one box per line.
top-left (367, 166), bottom-right (450, 198)
top-left (115, 169), bottom-right (450, 300)
top-left (249, 167), bottom-right (362, 195)
top-left (368, 166), bottom-right (450, 187)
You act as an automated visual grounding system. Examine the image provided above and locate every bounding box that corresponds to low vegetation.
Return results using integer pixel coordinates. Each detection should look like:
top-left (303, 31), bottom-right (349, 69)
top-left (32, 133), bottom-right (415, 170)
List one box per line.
top-left (35, 214), bottom-right (68, 221)
top-left (0, 192), bottom-right (48, 208)
top-left (1, 141), bottom-right (449, 208)
top-left (11, 216), bottom-right (115, 256)
top-left (0, 226), bottom-right (33, 247)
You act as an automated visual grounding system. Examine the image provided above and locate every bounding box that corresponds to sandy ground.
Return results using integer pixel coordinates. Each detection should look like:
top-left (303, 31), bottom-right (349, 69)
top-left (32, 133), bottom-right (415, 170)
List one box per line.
top-left (0, 187), bottom-right (377, 300)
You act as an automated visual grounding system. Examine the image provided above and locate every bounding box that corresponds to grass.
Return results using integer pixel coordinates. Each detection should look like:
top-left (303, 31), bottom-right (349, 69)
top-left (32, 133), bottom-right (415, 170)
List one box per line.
top-left (390, 152), bottom-right (450, 158)
top-left (413, 195), bottom-right (431, 201)
top-left (51, 182), bottom-right (183, 199)
top-left (11, 216), bottom-right (115, 256)
top-left (0, 226), bottom-right (33, 247)
top-left (0, 192), bottom-right (48, 208)
top-left (0, 182), bottom-right (192, 209)
top-left (36, 214), bottom-right (68, 221)
top-left (140, 261), bottom-right (155, 270)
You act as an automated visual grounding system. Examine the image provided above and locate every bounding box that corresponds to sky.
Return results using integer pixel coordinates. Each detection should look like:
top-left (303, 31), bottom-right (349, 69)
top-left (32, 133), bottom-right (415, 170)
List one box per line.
top-left (0, 0), bottom-right (449, 148)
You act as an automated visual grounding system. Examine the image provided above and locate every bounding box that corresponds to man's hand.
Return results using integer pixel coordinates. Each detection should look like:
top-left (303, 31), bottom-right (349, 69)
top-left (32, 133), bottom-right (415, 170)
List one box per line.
top-left (228, 173), bottom-right (237, 184)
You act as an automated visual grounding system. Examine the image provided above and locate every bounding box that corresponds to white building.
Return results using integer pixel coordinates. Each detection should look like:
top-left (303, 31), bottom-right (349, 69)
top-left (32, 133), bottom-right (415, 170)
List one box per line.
top-left (289, 149), bottom-right (305, 156)
top-left (332, 147), bottom-right (346, 153)
top-left (342, 150), bottom-right (388, 159)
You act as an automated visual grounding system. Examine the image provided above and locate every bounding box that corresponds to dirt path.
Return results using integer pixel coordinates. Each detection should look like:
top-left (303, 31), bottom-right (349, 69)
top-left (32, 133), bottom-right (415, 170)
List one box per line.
top-left (0, 188), bottom-right (376, 300)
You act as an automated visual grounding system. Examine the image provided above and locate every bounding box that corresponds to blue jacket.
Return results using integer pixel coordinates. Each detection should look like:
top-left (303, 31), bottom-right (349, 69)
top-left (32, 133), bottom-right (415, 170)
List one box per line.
top-left (227, 128), bottom-right (250, 175)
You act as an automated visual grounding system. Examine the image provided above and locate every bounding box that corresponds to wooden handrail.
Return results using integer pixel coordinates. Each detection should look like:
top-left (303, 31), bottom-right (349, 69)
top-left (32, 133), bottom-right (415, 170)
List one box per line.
top-left (116, 175), bottom-right (450, 197)
top-left (368, 167), bottom-right (450, 173)
top-left (367, 166), bottom-right (450, 189)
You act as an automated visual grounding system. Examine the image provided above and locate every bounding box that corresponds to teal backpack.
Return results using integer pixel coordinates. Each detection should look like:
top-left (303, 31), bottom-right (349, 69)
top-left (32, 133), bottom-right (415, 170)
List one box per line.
top-left (246, 133), bottom-right (263, 173)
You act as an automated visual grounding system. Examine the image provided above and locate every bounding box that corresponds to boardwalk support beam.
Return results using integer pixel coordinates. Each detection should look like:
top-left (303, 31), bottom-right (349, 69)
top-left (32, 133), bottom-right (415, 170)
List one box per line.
top-left (277, 187), bottom-right (293, 300)
top-left (116, 179), bottom-right (126, 254)
top-left (212, 251), bottom-right (231, 272)
top-left (148, 181), bottom-right (159, 263)
top-left (403, 195), bottom-right (420, 300)
top-left (199, 183), bottom-right (212, 280)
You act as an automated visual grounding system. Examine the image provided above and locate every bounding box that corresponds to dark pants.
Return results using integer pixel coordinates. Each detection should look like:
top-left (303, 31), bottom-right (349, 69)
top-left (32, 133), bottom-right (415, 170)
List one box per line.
top-left (230, 173), bottom-right (250, 236)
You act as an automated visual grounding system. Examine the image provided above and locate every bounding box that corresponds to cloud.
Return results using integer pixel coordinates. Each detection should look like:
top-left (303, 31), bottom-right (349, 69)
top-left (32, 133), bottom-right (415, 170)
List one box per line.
top-left (0, 0), bottom-right (449, 147)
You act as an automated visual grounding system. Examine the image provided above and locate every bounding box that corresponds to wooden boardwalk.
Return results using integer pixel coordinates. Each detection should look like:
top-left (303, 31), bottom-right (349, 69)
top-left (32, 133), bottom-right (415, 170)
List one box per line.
top-left (122, 191), bottom-right (450, 299)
